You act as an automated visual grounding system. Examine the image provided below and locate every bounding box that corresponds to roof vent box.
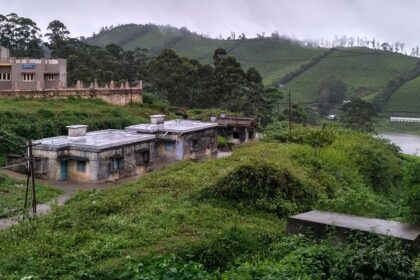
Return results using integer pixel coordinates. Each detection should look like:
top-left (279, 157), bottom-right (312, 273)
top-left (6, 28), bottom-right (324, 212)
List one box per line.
top-left (150, 115), bottom-right (166, 125)
top-left (67, 125), bottom-right (88, 137)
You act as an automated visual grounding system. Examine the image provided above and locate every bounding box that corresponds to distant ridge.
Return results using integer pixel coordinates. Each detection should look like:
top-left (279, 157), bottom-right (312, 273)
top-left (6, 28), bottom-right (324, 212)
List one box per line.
top-left (86, 24), bottom-right (420, 113)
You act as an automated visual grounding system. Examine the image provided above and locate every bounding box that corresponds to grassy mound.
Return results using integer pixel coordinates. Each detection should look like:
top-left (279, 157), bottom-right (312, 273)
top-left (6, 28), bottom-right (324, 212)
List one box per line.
top-left (0, 129), bottom-right (416, 278)
top-left (208, 163), bottom-right (317, 217)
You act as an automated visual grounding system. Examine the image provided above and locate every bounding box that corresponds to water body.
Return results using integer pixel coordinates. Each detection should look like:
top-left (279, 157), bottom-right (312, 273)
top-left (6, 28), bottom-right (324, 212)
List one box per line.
top-left (379, 132), bottom-right (420, 156)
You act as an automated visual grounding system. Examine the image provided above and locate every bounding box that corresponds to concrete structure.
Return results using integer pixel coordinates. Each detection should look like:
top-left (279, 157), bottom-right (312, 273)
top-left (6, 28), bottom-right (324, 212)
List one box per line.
top-left (390, 117), bottom-right (420, 123)
top-left (0, 46), bottom-right (67, 90)
top-left (32, 125), bottom-right (156, 182)
top-left (0, 87), bottom-right (143, 106)
top-left (126, 115), bottom-right (218, 163)
top-left (287, 210), bottom-right (420, 249)
top-left (214, 114), bottom-right (256, 144)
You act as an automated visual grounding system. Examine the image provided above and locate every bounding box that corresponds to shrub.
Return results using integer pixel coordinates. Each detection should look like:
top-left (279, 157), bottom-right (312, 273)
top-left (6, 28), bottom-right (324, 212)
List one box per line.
top-left (210, 163), bottom-right (317, 217)
top-left (180, 226), bottom-right (264, 271)
top-left (217, 135), bottom-right (233, 150)
top-left (349, 141), bottom-right (403, 192)
top-left (331, 234), bottom-right (417, 280)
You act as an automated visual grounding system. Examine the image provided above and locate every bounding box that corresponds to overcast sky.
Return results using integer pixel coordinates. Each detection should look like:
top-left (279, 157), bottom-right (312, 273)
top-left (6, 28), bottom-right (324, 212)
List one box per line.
top-left (2, 0), bottom-right (420, 48)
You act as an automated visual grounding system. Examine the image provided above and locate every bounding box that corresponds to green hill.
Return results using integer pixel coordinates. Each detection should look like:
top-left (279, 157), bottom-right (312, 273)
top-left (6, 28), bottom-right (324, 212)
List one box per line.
top-left (384, 76), bottom-right (420, 114)
top-left (86, 24), bottom-right (325, 86)
top-left (86, 24), bottom-right (420, 113)
top-left (286, 48), bottom-right (418, 103)
top-left (0, 130), bottom-right (416, 278)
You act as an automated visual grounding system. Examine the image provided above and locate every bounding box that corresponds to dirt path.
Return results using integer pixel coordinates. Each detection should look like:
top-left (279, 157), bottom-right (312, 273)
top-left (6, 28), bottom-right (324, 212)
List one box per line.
top-left (0, 170), bottom-right (132, 231)
top-left (0, 150), bottom-right (234, 231)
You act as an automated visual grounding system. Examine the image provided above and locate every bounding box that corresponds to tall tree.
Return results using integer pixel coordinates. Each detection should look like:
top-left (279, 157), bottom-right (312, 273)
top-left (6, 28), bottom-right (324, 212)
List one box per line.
top-left (45, 20), bottom-right (70, 58)
top-left (318, 76), bottom-right (347, 115)
top-left (0, 13), bottom-right (43, 57)
top-left (341, 98), bottom-right (375, 132)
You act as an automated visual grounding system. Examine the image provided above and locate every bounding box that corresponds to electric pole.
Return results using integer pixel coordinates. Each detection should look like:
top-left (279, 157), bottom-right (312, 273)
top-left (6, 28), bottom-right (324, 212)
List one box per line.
top-left (288, 89), bottom-right (292, 137)
top-left (24, 139), bottom-right (37, 215)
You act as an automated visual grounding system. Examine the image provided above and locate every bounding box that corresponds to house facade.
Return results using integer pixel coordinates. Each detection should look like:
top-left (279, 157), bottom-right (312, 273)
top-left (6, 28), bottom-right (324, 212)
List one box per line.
top-left (126, 115), bottom-right (218, 164)
top-left (33, 125), bottom-right (156, 182)
top-left (0, 46), bottom-right (67, 91)
top-left (215, 114), bottom-right (256, 144)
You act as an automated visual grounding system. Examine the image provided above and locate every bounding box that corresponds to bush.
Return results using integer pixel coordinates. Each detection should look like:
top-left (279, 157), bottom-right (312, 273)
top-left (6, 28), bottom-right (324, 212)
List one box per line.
top-left (209, 163), bottom-right (317, 217)
top-left (222, 234), bottom-right (419, 280)
top-left (349, 140), bottom-right (403, 192)
top-left (217, 135), bottom-right (233, 150)
top-left (331, 234), bottom-right (417, 280)
top-left (180, 226), bottom-right (265, 271)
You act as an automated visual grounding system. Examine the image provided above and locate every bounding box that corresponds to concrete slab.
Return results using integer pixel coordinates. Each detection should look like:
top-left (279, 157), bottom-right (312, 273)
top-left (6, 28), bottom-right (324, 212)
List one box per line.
top-left (126, 119), bottom-right (218, 134)
top-left (287, 210), bottom-right (420, 244)
top-left (34, 129), bottom-right (155, 152)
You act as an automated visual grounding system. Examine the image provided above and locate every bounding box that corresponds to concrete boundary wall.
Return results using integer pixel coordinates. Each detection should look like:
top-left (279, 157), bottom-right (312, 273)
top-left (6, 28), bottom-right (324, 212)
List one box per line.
top-left (0, 88), bottom-right (142, 106)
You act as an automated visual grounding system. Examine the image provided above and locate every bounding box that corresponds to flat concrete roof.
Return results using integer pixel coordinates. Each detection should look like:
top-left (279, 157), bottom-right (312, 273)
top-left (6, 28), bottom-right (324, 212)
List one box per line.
top-left (126, 119), bottom-right (218, 134)
top-left (34, 129), bottom-right (155, 152)
top-left (289, 210), bottom-right (420, 241)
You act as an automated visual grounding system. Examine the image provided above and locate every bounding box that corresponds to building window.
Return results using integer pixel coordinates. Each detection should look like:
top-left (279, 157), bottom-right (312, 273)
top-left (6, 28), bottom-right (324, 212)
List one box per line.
top-left (77, 161), bottom-right (86, 172)
top-left (135, 150), bottom-right (150, 165)
top-left (23, 73), bottom-right (34, 81)
top-left (46, 74), bottom-right (55, 81)
top-left (0, 73), bottom-right (10, 81)
top-left (110, 158), bottom-right (124, 172)
top-left (191, 139), bottom-right (199, 150)
top-left (164, 142), bottom-right (174, 151)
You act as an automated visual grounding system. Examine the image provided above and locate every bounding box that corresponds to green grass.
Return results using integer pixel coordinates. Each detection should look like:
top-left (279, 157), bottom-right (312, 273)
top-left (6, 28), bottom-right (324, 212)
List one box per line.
top-left (0, 96), bottom-right (175, 142)
top-left (0, 174), bottom-right (62, 218)
top-left (0, 130), bottom-right (411, 278)
top-left (286, 48), bottom-right (417, 103)
top-left (384, 76), bottom-right (420, 114)
top-left (0, 96), bottom-right (175, 167)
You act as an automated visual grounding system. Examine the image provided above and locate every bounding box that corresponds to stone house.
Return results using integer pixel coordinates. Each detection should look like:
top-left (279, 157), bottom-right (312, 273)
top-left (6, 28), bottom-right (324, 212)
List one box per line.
top-left (215, 114), bottom-right (256, 144)
top-left (0, 46), bottom-right (67, 91)
top-left (33, 125), bottom-right (156, 182)
top-left (126, 115), bottom-right (218, 164)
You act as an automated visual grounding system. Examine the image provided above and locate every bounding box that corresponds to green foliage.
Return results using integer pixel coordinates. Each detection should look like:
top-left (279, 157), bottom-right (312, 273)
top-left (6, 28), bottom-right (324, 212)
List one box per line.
top-left (318, 76), bottom-right (348, 115)
top-left (283, 103), bottom-right (308, 124)
top-left (222, 234), bottom-right (419, 280)
top-left (341, 97), bottom-right (376, 132)
top-left (217, 135), bottom-right (233, 150)
top-left (0, 13), bottom-right (43, 57)
top-left (404, 158), bottom-right (420, 224)
top-left (331, 234), bottom-right (417, 280)
top-left (117, 255), bottom-right (209, 279)
top-left (0, 129), bottom-right (415, 278)
top-left (0, 174), bottom-right (61, 218)
top-left (306, 125), bottom-right (336, 157)
top-left (208, 162), bottom-right (317, 217)
top-left (349, 139), bottom-right (403, 192)
top-left (180, 226), bottom-right (270, 271)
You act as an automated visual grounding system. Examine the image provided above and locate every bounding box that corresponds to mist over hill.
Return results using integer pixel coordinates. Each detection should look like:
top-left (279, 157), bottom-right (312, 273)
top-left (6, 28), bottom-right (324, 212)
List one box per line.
top-left (86, 23), bottom-right (420, 115)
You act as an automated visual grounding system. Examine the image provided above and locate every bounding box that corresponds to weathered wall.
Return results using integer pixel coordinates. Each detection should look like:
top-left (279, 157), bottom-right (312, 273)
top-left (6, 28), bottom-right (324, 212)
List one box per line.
top-left (33, 141), bottom-right (154, 182)
top-left (155, 128), bottom-right (218, 164)
top-left (0, 88), bottom-right (142, 106)
top-left (97, 142), bottom-right (155, 182)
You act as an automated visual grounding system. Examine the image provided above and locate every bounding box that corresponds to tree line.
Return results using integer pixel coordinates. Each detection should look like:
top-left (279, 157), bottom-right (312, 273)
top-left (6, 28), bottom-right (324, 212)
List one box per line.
top-left (0, 13), bottom-right (282, 124)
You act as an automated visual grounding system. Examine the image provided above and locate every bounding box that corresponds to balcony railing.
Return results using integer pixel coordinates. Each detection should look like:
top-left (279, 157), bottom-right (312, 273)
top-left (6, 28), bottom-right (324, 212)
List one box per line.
top-left (0, 58), bottom-right (60, 64)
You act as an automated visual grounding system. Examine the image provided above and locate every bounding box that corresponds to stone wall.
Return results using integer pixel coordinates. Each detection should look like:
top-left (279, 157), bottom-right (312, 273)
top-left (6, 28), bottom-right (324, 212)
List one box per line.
top-left (0, 88), bottom-right (142, 106)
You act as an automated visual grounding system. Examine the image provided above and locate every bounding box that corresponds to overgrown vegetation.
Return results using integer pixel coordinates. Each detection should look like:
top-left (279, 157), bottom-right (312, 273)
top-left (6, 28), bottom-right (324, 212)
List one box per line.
top-left (0, 174), bottom-right (61, 218)
top-left (0, 129), bottom-right (418, 278)
top-left (0, 97), bottom-right (174, 166)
